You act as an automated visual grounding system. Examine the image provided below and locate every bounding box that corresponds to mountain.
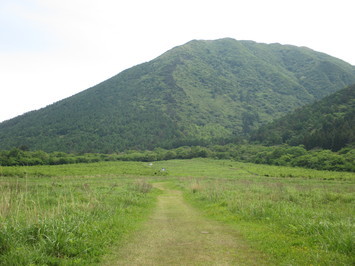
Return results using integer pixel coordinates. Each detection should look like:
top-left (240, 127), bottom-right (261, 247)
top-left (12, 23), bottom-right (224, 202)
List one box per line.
top-left (1, 38), bottom-right (355, 153)
top-left (251, 84), bottom-right (355, 151)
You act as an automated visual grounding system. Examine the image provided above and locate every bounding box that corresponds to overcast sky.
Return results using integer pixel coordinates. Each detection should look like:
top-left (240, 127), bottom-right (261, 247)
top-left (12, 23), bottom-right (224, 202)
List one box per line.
top-left (1, 0), bottom-right (354, 122)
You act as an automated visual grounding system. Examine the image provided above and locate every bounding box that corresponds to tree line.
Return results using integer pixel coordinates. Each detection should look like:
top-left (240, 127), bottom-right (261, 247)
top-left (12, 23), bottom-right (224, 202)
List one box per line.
top-left (1, 144), bottom-right (354, 172)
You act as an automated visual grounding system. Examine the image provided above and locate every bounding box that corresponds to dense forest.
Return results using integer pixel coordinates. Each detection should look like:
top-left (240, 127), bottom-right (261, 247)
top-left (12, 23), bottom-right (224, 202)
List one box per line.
top-left (1, 38), bottom-right (355, 153)
top-left (251, 84), bottom-right (355, 151)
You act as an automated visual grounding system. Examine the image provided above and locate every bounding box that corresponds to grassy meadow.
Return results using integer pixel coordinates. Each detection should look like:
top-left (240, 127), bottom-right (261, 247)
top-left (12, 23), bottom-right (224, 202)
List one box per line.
top-left (152, 159), bottom-right (355, 265)
top-left (0, 162), bottom-right (161, 265)
top-left (0, 159), bottom-right (354, 265)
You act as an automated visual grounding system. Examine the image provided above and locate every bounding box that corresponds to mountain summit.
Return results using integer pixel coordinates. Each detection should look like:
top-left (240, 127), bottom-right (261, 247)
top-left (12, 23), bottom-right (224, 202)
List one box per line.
top-left (1, 38), bottom-right (355, 152)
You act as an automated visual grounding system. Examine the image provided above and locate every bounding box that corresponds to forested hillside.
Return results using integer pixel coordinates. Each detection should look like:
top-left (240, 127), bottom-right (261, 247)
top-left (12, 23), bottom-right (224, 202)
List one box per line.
top-left (1, 38), bottom-right (355, 153)
top-left (251, 84), bottom-right (355, 151)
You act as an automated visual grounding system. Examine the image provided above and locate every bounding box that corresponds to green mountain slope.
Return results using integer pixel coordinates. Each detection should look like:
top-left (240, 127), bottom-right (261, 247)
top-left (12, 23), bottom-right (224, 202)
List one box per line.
top-left (1, 38), bottom-right (355, 153)
top-left (251, 84), bottom-right (355, 151)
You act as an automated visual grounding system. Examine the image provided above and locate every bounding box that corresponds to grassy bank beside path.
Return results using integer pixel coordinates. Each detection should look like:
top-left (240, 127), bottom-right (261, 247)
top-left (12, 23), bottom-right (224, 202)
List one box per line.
top-left (0, 170), bottom-right (159, 265)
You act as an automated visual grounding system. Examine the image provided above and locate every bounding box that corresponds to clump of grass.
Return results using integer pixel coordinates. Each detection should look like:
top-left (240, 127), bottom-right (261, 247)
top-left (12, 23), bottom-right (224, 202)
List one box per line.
top-left (190, 181), bottom-right (202, 193)
top-left (132, 179), bottom-right (153, 193)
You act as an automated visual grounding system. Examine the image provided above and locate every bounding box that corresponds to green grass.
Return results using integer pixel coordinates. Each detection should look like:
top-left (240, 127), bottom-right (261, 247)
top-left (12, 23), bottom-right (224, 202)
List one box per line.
top-left (0, 161), bottom-right (166, 178)
top-left (154, 158), bottom-right (354, 180)
top-left (159, 159), bottom-right (354, 265)
top-left (0, 159), bottom-right (354, 265)
top-left (0, 162), bottom-right (161, 265)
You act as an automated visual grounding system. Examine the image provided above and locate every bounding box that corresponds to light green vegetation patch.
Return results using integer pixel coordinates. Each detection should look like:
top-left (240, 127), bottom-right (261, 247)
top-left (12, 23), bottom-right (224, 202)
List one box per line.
top-left (0, 162), bottom-right (161, 265)
top-left (155, 159), bottom-right (354, 265)
top-left (154, 158), bottom-right (354, 180)
top-left (0, 161), bottom-right (165, 178)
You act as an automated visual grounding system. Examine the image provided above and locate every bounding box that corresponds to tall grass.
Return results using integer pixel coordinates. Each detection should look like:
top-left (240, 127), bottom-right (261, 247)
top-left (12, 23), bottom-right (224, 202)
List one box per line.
top-left (0, 171), bottom-right (157, 265)
top-left (160, 159), bottom-right (355, 265)
top-left (1, 159), bottom-right (354, 264)
top-left (182, 177), bottom-right (354, 264)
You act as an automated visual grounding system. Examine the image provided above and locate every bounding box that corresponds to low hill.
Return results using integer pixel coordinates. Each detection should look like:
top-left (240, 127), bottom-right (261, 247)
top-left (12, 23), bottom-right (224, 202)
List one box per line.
top-left (1, 38), bottom-right (355, 152)
top-left (251, 84), bottom-right (355, 151)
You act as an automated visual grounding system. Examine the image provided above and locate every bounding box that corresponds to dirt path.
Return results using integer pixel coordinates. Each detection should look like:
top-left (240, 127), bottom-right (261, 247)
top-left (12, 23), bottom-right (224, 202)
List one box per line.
top-left (103, 183), bottom-right (269, 265)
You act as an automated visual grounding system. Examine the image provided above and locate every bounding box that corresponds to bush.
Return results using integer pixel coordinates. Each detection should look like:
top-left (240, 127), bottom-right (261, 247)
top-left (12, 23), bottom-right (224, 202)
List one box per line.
top-left (0, 144), bottom-right (353, 172)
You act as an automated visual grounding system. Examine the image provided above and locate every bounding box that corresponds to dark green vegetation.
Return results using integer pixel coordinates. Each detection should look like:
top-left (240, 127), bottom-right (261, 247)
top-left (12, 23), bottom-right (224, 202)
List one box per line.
top-left (1, 159), bottom-right (353, 265)
top-left (252, 84), bottom-right (355, 151)
top-left (1, 38), bottom-right (355, 152)
top-left (1, 143), bottom-right (354, 172)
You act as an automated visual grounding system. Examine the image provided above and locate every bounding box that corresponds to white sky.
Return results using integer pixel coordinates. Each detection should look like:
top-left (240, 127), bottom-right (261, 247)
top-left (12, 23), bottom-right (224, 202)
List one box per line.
top-left (1, 0), bottom-right (354, 122)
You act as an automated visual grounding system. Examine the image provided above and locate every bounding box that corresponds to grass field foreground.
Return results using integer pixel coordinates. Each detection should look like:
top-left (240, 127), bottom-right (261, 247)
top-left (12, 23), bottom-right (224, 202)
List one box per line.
top-left (0, 162), bottom-right (161, 265)
top-left (0, 159), bottom-right (354, 265)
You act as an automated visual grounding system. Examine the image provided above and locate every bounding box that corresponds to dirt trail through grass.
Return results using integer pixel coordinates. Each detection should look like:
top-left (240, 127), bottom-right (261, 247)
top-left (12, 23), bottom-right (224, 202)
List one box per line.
top-left (103, 182), bottom-right (269, 265)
